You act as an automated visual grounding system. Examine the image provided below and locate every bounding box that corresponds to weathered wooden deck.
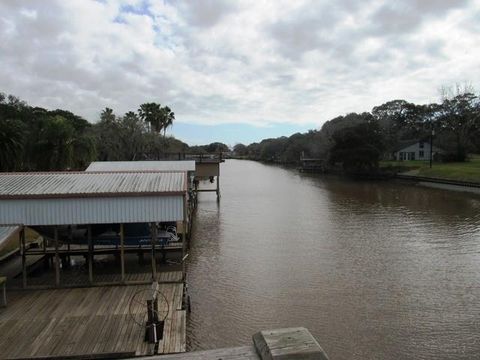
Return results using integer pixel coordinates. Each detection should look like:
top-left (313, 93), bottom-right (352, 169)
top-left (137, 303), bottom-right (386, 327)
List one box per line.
top-left (8, 269), bottom-right (183, 289)
top-left (0, 275), bottom-right (186, 359)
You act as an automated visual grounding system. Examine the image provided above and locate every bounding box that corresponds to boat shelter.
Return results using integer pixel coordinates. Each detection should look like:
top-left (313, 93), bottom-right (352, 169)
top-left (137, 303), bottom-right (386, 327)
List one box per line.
top-left (0, 171), bottom-right (188, 288)
top-left (85, 160), bottom-right (196, 173)
top-left (85, 160), bottom-right (196, 236)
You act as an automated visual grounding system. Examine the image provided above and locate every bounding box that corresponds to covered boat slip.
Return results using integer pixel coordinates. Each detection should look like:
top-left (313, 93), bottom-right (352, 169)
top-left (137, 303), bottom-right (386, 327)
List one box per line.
top-left (0, 171), bottom-right (189, 358)
top-left (0, 171), bottom-right (189, 288)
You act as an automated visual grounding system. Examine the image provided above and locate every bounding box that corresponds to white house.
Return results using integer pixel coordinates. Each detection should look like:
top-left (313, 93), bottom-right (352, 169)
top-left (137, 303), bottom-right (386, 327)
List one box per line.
top-left (392, 140), bottom-right (443, 161)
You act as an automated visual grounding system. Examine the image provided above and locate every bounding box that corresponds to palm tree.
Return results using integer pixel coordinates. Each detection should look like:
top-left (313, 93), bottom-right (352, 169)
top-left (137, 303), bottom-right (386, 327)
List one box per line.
top-left (161, 106), bottom-right (175, 136)
top-left (138, 103), bottom-right (163, 133)
top-left (100, 107), bottom-right (116, 124)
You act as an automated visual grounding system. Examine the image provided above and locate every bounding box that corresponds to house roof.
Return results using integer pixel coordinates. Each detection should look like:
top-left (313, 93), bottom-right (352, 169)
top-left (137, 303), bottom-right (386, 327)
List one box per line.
top-left (86, 161), bottom-right (196, 172)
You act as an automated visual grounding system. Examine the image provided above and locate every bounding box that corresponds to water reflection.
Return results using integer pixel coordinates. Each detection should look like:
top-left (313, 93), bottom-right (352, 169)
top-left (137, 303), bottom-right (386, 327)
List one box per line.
top-left (187, 160), bottom-right (480, 360)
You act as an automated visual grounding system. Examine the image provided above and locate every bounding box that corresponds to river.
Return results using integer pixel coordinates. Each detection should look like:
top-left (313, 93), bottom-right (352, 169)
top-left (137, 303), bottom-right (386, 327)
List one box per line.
top-left (186, 159), bottom-right (480, 360)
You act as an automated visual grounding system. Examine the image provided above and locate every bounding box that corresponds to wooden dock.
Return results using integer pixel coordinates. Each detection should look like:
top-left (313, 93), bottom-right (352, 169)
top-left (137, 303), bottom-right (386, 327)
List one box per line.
top-left (7, 269), bottom-right (183, 289)
top-left (0, 273), bottom-right (186, 359)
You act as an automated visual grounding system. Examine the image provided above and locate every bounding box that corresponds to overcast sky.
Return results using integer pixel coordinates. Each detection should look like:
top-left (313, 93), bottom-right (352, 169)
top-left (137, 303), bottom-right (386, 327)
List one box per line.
top-left (1, 0), bottom-right (479, 144)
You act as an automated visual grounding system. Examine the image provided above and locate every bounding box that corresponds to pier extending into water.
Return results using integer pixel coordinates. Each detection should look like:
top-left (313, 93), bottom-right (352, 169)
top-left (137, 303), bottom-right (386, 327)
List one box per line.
top-left (0, 277), bottom-right (186, 359)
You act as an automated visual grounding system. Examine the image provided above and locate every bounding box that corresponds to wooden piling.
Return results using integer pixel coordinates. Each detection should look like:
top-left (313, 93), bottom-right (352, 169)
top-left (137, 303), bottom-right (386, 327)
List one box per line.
top-left (21, 226), bottom-right (26, 288)
top-left (87, 225), bottom-right (93, 284)
top-left (54, 226), bottom-right (60, 287)
top-left (120, 223), bottom-right (125, 283)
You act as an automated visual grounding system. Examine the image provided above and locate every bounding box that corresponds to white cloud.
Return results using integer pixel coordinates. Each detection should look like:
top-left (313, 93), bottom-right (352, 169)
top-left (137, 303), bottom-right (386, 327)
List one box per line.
top-left (0, 0), bottom-right (479, 128)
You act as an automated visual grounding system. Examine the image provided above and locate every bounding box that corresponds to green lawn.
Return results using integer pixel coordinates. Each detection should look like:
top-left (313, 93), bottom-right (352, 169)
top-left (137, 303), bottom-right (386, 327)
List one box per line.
top-left (380, 155), bottom-right (480, 183)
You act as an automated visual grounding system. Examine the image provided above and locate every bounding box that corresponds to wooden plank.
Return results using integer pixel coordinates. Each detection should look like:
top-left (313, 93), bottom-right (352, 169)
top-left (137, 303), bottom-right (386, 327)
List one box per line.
top-left (252, 327), bottom-right (329, 360)
top-left (0, 283), bottom-right (185, 359)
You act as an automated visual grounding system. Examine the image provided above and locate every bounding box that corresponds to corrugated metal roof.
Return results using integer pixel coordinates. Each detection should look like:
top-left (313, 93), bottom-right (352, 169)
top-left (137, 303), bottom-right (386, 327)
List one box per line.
top-left (86, 161), bottom-right (196, 172)
top-left (0, 172), bottom-right (186, 199)
top-left (0, 225), bottom-right (20, 247)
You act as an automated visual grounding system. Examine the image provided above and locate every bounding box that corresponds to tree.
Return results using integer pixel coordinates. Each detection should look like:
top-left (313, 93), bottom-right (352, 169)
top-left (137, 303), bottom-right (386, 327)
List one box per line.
top-left (100, 107), bottom-right (116, 124)
top-left (0, 118), bottom-right (24, 171)
top-left (161, 106), bottom-right (175, 136)
top-left (233, 143), bottom-right (248, 156)
top-left (118, 111), bottom-right (147, 160)
top-left (204, 142), bottom-right (230, 153)
top-left (138, 103), bottom-right (163, 133)
top-left (329, 119), bottom-right (385, 174)
top-left (32, 116), bottom-right (75, 170)
top-left (372, 100), bottom-right (429, 149)
top-left (436, 91), bottom-right (480, 161)
top-left (95, 108), bottom-right (122, 161)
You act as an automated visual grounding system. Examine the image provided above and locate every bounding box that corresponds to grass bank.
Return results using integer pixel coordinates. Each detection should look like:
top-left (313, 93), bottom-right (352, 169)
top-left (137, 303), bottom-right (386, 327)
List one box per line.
top-left (380, 155), bottom-right (480, 183)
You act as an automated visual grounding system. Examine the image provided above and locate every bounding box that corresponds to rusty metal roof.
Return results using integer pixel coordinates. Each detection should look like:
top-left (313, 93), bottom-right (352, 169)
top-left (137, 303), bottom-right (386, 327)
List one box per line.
top-left (0, 172), bottom-right (187, 199)
top-left (86, 161), bottom-right (196, 172)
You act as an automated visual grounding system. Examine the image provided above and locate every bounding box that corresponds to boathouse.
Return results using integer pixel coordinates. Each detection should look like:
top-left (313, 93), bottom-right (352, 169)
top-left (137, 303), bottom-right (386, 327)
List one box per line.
top-left (0, 171), bottom-right (189, 288)
top-left (0, 171), bottom-right (188, 357)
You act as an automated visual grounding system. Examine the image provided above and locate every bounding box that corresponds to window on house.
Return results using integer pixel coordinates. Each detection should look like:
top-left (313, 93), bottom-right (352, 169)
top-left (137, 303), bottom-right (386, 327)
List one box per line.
top-left (419, 141), bottom-right (424, 148)
top-left (419, 151), bottom-right (424, 158)
top-left (408, 152), bottom-right (415, 160)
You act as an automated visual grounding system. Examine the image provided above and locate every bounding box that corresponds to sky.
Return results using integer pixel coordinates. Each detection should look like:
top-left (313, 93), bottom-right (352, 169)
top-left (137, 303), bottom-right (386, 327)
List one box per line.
top-left (1, 0), bottom-right (479, 145)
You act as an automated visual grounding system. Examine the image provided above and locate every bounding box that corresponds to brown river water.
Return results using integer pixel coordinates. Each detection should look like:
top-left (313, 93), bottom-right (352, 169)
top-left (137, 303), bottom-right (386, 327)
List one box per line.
top-left (186, 159), bottom-right (480, 359)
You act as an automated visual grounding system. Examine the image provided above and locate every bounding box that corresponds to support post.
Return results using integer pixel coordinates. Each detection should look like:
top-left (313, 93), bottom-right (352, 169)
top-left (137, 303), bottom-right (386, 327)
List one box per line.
top-left (54, 226), bottom-right (60, 287)
top-left (252, 327), bottom-right (329, 360)
top-left (21, 226), bottom-right (26, 289)
top-left (182, 194), bottom-right (188, 281)
top-left (67, 226), bottom-right (72, 265)
top-left (216, 174), bottom-right (220, 199)
top-left (150, 223), bottom-right (157, 281)
top-left (88, 225), bottom-right (93, 284)
top-left (120, 223), bottom-right (125, 283)
top-left (43, 230), bottom-right (47, 254)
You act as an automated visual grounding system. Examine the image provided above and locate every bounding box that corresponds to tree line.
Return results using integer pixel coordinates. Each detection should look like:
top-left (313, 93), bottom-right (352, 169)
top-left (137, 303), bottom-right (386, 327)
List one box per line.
top-left (234, 85), bottom-right (480, 172)
top-left (0, 93), bottom-right (189, 171)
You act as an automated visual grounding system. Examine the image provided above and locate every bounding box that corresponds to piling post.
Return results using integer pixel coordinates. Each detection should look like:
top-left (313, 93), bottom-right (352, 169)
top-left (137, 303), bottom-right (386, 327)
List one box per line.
top-left (54, 226), bottom-right (60, 287)
top-left (87, 225), bottom-right (93, 284)
top-left (252, 327), bottom-right (329, 360)
top-left (21, 226), bottom-right (26, 288)
top-left (120, 223), bottom-right (125, 283)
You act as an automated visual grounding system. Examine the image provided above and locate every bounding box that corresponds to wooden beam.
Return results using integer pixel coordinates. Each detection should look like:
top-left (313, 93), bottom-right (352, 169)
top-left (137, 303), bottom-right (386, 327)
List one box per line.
top-left (88, 225), bottom-right (93, 284)
top-left (54, 226), bottom-right (60, 287)
top-left (182, 194), bottom-right (187, 281)
top-left (120, 223), bottom-right (125, 283)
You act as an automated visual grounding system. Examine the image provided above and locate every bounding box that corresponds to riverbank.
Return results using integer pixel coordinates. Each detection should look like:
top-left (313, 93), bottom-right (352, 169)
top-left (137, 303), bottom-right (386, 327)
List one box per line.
top-left (380, 154), bottom-right (480, 183)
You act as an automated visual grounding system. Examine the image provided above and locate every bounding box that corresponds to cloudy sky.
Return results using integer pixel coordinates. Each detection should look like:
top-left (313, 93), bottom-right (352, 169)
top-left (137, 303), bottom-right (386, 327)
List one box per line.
top-left (1, 0), bottom-right (479, 145)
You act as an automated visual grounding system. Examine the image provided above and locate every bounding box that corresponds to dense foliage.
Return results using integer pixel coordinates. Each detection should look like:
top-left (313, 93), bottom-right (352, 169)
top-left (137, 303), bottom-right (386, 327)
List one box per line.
top-left (235, 86), bottom-right (480, 169)
top-left (0, 93), bottom-right (187, 171)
